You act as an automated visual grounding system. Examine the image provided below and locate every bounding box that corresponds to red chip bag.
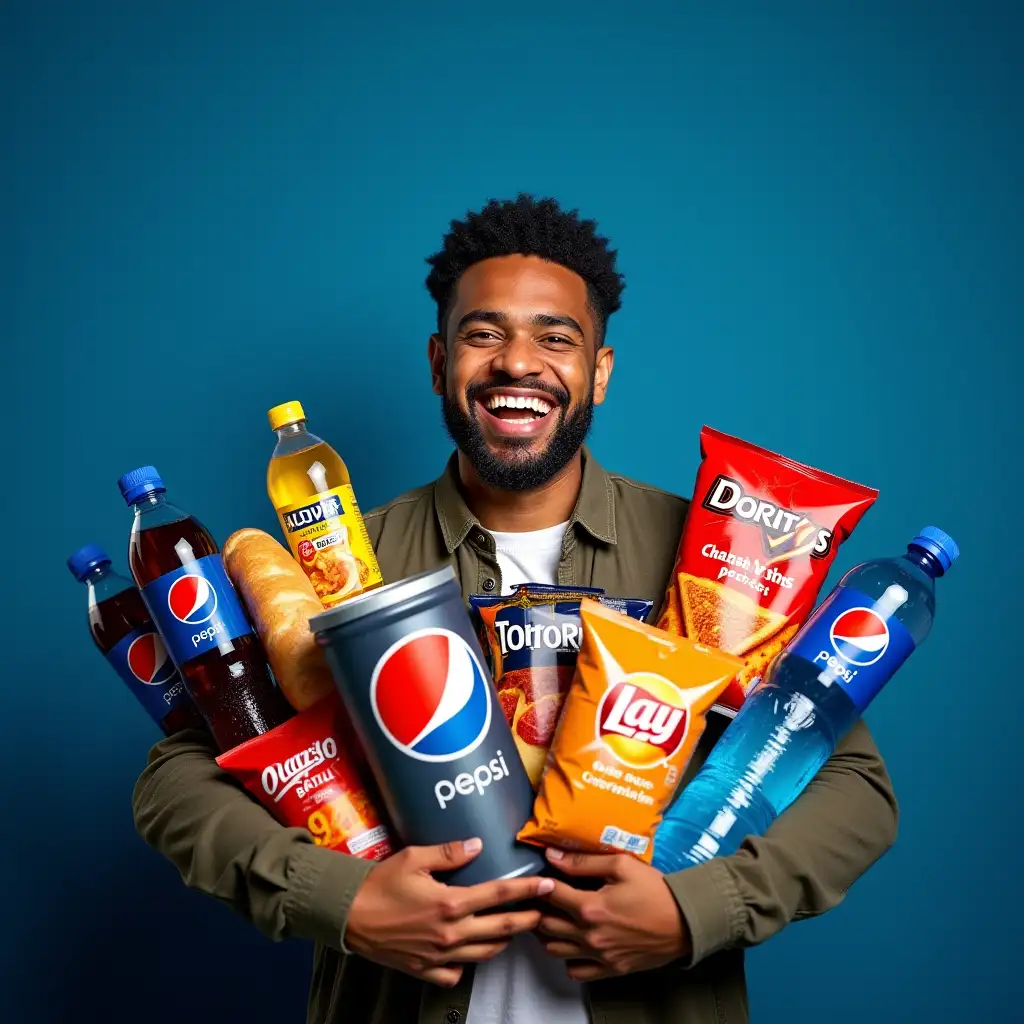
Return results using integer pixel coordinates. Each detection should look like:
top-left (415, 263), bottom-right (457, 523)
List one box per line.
top-left (657, 426), bottom-right (877, 715)
top-left (217, 690), bottom-right (392, 860)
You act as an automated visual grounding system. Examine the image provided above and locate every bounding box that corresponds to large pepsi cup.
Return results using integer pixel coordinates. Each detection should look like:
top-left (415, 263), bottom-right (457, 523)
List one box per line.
top-left (310, 565), bottom-right (544, 886)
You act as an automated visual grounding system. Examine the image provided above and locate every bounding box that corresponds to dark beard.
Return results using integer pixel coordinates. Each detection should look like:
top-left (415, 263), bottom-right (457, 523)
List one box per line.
top-left (442, 377), bottom-right (595, 492)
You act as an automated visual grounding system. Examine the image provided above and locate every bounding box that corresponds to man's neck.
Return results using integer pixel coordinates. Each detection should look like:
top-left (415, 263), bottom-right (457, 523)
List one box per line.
top-left (456, 450), bottom-right (583, 534)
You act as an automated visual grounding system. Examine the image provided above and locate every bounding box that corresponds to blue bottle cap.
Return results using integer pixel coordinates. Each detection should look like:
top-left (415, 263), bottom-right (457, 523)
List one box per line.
top-left (118, 466), bottom-right (166, 505)
top-left (910, 526), bottom-right (959, 573)
top-left (67, 543), bottom-right (111, 581)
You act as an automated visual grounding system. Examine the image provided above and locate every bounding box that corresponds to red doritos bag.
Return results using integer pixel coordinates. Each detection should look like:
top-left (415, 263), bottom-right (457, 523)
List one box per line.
top-left (656, 426), bottom-right (877, 715)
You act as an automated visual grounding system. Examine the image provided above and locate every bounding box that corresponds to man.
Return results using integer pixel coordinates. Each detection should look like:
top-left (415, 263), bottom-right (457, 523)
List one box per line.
top-left (133, 195), bottom-right (898, 1024)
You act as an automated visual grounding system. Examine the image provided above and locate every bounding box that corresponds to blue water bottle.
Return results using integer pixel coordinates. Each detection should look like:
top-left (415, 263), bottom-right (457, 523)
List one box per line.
top-left (652, 526), bottom-right (959, 873)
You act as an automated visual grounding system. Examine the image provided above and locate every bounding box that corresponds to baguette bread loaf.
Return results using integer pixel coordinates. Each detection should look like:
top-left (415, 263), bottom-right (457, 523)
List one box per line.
top-left (223, 527), bottom-right (335, 711)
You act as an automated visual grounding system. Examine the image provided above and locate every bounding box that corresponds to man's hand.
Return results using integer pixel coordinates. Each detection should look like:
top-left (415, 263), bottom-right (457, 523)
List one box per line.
top-left (344, 837), bottom-right (553, 988)
top-left (537, 847), bottom-right (690, 982)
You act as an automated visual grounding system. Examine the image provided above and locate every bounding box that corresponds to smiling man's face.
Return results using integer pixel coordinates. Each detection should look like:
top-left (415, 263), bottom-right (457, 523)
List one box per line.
top-left (429, 254), bottom-right (614, 491)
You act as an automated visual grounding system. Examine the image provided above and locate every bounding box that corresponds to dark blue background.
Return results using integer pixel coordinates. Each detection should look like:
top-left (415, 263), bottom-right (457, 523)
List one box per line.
top-left (4, 2), bottom-right (1020, 1021)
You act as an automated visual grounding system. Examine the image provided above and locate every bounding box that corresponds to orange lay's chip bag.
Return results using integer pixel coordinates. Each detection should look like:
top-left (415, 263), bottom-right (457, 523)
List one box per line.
top-left (517, 599), bottom-right (743, 862)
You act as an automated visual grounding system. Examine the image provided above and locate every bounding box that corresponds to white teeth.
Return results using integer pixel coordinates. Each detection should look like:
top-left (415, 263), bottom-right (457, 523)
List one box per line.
top-left (484, 394), bottom-right (554, 415)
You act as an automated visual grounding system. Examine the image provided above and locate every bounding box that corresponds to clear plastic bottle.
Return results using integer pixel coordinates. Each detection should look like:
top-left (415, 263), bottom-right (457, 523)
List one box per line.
top-left (653, 526), bottom-right (959, 873)
top-left (67, 543), bottom-right (206, 735)
top-left (120, 466), bottom-right (293, 750)
top-left (267, 401), bottom-right (383, 609)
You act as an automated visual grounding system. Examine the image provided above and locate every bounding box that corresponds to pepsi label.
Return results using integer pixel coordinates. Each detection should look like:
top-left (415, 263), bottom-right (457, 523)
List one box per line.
top-left (140, 554), bottom-right (253, 668)
top-left (787, 585), bottom-right (915, 712)
top-left (371, 629), bottom-right (515, 809)
top-left (106, 628), bottom-right (189, 725)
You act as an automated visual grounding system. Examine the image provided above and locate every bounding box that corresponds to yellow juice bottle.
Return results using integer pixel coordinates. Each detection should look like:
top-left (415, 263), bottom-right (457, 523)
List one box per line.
top-left (266, 401), bottom-right (383, 608)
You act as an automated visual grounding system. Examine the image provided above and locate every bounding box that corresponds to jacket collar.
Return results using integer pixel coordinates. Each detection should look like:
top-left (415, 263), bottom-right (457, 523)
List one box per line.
top-left (433, 446), bottom-right (617, 554)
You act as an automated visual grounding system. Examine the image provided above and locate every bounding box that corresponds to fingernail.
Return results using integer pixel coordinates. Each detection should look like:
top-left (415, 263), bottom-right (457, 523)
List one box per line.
top-left (463, 837), bottom-right (483, 854)
top-left (537, 878), bottom-right (555, 894)
top-left (546, 848), bottom-right (564, 861)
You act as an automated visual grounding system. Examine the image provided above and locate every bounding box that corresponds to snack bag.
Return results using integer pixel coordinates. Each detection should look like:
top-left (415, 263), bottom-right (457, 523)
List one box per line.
top-left (657, 426), bottom-right (877, 715)
top-left (517, 599), bottom-right (742, 862)
top-left (217, 690), bottom-right (392, 860)
top-left (471, 584), bottom-right (653, 788)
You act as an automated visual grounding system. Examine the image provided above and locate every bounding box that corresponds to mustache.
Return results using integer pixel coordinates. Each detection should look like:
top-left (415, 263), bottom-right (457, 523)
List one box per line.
top-left (464, 377), bottom-right (571, 408)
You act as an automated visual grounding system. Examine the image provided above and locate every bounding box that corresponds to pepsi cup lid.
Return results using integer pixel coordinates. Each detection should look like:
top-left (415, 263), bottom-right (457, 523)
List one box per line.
top-left (309, 564), bottom-right (458, 635)
top-left (118, 466), bottom-right (166, 505)
top-left (67, 543), bottom-right (111, 581)
top-left (911, 526), bottom-right (959, 572)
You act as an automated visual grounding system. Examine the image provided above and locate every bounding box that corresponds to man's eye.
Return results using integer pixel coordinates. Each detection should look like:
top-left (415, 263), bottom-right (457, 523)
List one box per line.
top-left (541, 335), bottom-right (574, 347)
top-left (468, 330), bottom-right (501, 341)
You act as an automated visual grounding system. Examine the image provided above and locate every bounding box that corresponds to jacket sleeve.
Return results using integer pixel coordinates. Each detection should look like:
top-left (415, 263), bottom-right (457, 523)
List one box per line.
top-left (132, 728), bottom-right (376, 950)
top-left (663, 718), bottom-right (898, 966)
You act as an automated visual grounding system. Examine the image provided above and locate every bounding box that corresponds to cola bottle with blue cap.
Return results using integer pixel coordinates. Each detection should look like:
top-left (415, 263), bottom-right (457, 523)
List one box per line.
top-left (653, 526), bottom-right (959, 872)
top-left (119, 466), bottom-right (293, 750)
top-left (67, 543), bottom-right (207, 736)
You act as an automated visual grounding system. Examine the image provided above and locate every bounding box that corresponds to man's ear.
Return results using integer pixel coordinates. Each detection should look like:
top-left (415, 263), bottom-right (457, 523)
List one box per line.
top-left (428, 334), bottom-right (447, 396)
top-left (592, 346), bottom-right (615, 406)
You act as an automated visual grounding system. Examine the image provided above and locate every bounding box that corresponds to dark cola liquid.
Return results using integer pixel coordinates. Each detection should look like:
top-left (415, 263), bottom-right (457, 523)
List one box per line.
top-left (88, 585), bottom-right (207, 736)
top-left (129, 513), bottom-right (293, 750)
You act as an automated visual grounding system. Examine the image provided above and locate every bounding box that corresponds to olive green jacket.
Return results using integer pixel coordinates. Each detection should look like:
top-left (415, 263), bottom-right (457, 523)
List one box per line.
top-left (132, 448), bottom-right (898, 1024)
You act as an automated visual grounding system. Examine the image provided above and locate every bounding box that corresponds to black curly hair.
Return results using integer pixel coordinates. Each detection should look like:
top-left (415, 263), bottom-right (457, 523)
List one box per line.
top-left (425, 194), bottom-right (626, 342)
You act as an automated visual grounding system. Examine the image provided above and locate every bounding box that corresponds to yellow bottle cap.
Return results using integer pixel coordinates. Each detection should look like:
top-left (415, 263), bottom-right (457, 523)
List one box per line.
top-left (268, 401), bottom-right (306, 431)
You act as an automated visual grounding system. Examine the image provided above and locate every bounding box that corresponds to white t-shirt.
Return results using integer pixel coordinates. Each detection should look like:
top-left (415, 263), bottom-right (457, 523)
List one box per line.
top-left (465, 522), bottom-right (589, 1024)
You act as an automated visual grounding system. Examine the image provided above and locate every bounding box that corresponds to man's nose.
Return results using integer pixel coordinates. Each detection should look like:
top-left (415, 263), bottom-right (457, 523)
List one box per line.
top-left (490, 332), bottom-right (546, 380)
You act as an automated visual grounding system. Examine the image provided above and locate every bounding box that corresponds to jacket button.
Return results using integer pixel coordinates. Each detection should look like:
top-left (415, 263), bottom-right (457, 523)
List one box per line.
top-left (482, 578), bottom-right (496, 592)
top-left (445, 1011), bottom-right (462, 1024)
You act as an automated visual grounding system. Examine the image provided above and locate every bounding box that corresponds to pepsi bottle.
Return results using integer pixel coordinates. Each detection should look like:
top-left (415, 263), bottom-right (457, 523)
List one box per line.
top-left (653, 527), bottom-right (959, 873)
top-left (119, 466), bottom-right (293, 751)
top-left (68, 543), bottom-right (206, 736)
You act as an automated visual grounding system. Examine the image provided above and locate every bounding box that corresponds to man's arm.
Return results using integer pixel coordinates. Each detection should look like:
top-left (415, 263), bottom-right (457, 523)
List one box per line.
top-left (132, 728), bottom-right (375, 949)
top-left (664, 718), bottom-right (898, 965)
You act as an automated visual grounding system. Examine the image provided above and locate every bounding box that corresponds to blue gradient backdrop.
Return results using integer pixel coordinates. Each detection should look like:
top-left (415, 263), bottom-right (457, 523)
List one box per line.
top-left (3, 2), bottom-right (1020, 1021)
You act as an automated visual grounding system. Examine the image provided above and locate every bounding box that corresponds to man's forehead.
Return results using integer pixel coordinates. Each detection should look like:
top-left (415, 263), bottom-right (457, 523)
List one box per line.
top-left (451, 255), bottom-right (593, 326)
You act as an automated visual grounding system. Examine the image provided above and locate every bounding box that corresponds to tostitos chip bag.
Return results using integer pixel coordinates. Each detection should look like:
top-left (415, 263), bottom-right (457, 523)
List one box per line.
top-left (517, 599), bottom-right (742, 862)
top-left (217, 690), bottom-right (392, 861)
top-left (471, 584), bottom-right (653, 788)
top-left (657, 426), bottom-right (877, 716)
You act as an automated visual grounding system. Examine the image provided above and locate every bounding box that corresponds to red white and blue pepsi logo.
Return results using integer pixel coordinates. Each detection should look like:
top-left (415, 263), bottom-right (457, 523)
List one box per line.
top-left (370, 629), bottom-right (492, 763)
top-left (167, 573), bottom-right (219, 625)
top-left (829, 607), bottom-right (890, 666)
top-left (126, 632), bottom-right (178, 686)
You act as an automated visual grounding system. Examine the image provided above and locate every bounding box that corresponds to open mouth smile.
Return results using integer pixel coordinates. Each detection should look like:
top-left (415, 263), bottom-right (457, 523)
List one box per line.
top-left (476, 388), bottom-right (560, 438)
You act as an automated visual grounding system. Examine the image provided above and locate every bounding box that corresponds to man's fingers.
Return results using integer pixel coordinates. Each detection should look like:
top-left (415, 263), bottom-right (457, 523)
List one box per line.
top-left (442, 874), bottom-right (554, 917)
top-left (408, 838), bottom-right (484, 873)
top-left (439, 941), bottom-right (510, 963)
top-left (542, 940), bottom-right (585, 959)
top-left (547, 848), bottom-right (625, 879)
top-left (539, 879), bottom-right (590, 919)
top-left (536, 915), bottom-right (583, 941)
top-left (567, 961), bottom-right (616, 982)
top-left (418, 965), bottom-right (464, 988)
top-left (441, 910), bottom-right (541, 946)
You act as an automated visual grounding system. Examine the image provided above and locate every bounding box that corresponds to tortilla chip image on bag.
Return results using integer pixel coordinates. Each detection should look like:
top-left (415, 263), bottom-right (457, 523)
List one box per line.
top-left (657, 426), bottom-right (877, 715)
top-left (517, 599), bottom-right (742, 862)
top-left (471, 584), bottom-right (653, 788)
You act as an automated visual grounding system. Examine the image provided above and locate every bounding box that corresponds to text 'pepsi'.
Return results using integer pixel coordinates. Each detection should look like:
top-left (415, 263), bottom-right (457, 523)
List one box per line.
top-left (652, 527), bottom-right (959, 872)
top-left (67, 543), bottom-right (206, 736)
top-left (140, 554), bottom-right (253, 664)
top-left (119, 466), bottom-right (293, 751)
top-left (312, 566), bottom-right (545, 886)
